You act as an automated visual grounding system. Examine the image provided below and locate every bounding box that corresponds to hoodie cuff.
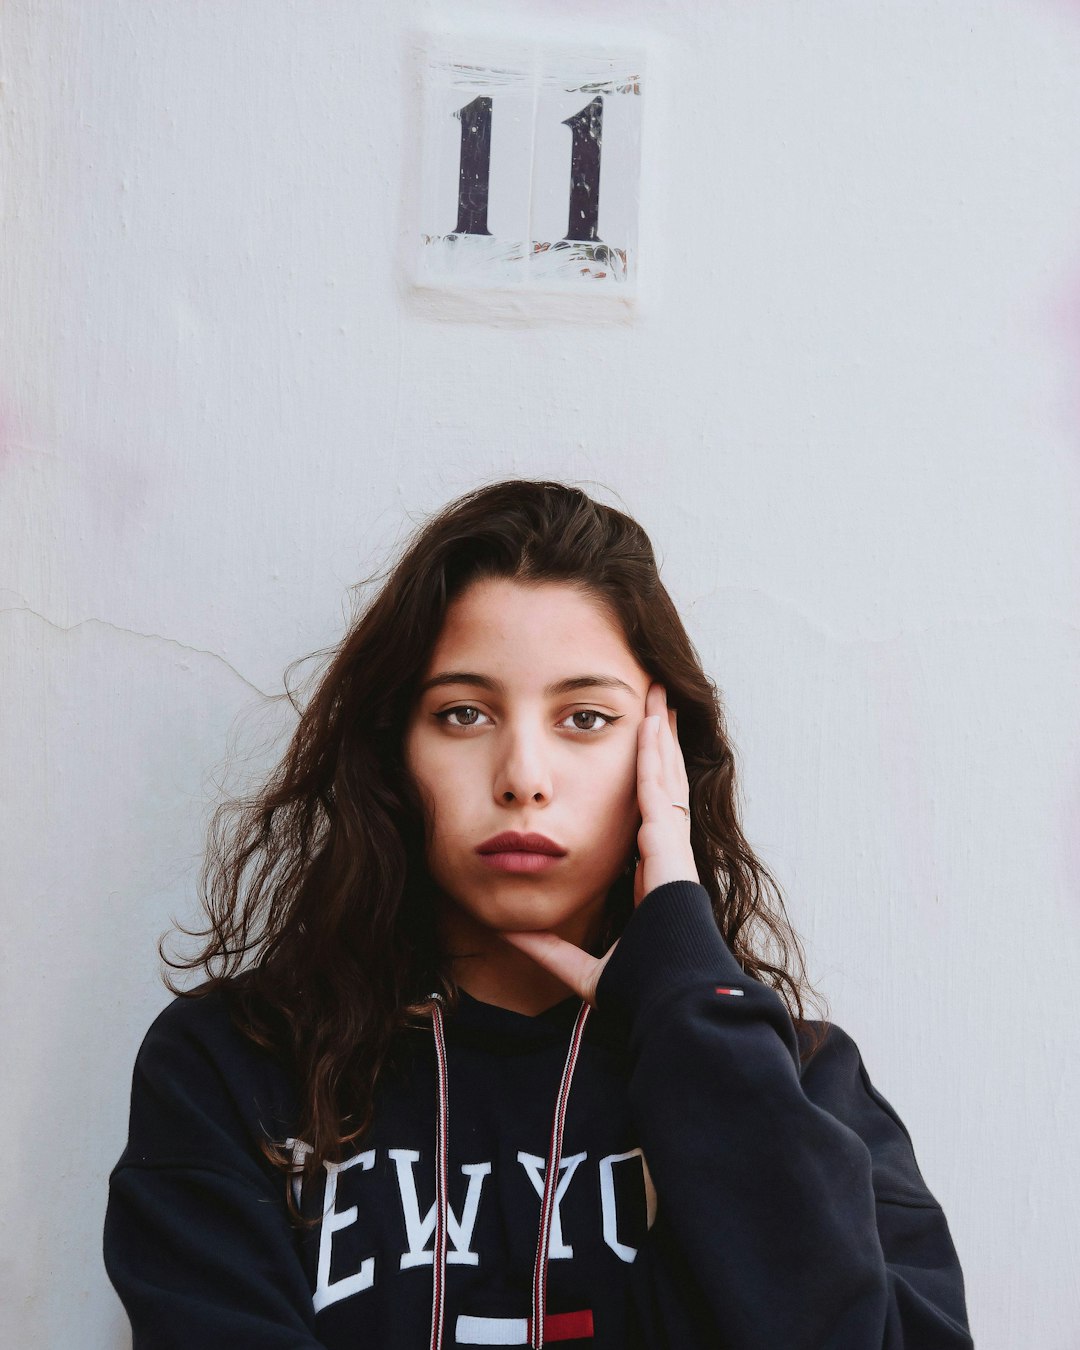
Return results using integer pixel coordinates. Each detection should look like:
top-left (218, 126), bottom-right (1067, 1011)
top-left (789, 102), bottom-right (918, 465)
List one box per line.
top-left (595, 879), bottom-right (747, 1028)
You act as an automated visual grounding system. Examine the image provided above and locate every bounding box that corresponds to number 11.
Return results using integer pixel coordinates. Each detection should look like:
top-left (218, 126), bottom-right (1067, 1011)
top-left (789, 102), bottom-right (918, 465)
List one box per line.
top-left (452, 94), bottom-right (605, 243)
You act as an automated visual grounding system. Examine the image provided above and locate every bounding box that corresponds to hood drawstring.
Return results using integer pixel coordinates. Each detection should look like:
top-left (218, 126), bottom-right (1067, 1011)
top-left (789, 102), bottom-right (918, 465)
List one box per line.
top-left (427, 993), bottom-right (592, 1350)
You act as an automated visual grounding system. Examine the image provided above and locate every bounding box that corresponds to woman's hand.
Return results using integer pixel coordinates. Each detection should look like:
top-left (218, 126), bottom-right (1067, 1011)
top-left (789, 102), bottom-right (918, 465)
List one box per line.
top-left (498, 681), bottom-right (698, 1005)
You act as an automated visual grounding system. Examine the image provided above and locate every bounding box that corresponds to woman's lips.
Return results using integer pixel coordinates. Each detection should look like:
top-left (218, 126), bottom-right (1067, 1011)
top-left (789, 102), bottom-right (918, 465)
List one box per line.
top-left (477, 851), bottom-right (565, 874)
top-left (476, 830), bottom-right (566, 855)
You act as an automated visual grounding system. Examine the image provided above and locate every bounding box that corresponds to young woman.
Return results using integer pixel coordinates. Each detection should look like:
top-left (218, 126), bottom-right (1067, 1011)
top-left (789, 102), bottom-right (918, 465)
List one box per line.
top-left (104, 479), bottom-right (974, 1349)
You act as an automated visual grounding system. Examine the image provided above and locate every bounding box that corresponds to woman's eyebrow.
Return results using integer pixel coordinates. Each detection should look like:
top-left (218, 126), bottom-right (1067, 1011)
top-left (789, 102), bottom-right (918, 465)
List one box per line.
top-left (417, 671), bottom-right (637, 698)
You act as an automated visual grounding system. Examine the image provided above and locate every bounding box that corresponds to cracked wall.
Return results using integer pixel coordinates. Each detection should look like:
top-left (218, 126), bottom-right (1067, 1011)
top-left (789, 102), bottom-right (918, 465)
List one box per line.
top-left (3, 2), bottom-right (1080, 1347)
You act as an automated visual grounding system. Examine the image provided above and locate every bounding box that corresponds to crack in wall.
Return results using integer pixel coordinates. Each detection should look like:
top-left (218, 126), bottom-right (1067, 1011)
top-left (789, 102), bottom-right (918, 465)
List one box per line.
top-left (0, 605), bottom-right (275, 700)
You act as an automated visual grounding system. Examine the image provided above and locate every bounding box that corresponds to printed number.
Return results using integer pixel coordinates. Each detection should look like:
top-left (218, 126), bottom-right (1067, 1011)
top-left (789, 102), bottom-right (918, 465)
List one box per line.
top-left (562, 96), bottom-right (603, 242)
top-left (452, 94), bottom-right (604, 243)
top-left (453, 95), bottom-right (492, 236)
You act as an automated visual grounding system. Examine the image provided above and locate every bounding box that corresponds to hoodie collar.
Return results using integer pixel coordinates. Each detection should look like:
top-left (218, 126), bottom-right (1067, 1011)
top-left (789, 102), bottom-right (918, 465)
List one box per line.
top-left (443, 987), bottom-right (585, 1050)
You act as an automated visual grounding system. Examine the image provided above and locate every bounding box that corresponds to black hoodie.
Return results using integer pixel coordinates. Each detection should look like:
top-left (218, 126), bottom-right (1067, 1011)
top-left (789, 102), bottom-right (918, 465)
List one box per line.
top-left (103, 880), bottom-right (974, 1348)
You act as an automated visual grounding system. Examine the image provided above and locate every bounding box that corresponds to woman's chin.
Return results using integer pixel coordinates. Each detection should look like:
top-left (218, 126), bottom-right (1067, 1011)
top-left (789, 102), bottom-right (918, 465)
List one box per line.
top-left (441, 885), bottom-right (601, 941)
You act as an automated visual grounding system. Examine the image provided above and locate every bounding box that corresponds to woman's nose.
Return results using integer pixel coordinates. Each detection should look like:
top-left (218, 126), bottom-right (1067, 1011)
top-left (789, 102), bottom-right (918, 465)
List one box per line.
top-left (493, 724), bottom-right (554, 805)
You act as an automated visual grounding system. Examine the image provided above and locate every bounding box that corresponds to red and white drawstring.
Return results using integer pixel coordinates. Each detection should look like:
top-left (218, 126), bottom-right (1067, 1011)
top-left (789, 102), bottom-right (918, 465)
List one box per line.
top-left (427, 992), bottom-right (592, 1350)
top-left (428, 993), bottom-right (451, 1350)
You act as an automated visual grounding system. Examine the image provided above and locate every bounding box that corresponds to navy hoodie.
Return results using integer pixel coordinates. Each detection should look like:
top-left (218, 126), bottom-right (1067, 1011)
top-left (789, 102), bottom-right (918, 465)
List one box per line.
top-left (103, 880), bottom-right (973, 1348)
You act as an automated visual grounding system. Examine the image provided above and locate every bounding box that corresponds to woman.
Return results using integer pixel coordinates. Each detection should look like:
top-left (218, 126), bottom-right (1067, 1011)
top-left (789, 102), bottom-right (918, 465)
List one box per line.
top-left (104, 479), bottom-right (974, 1348)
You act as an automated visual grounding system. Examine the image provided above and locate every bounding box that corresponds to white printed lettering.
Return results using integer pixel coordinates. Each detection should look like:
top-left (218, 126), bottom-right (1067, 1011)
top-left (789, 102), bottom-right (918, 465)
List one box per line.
top-left (313, 1150), bottom-right (376, 1312)
top-left (516, 1150), bottom-right (587, 1258)
top-left (389, 1148), bottom-right (491, 1269)
top-left (598, 1147), bottom-right (656, 1263)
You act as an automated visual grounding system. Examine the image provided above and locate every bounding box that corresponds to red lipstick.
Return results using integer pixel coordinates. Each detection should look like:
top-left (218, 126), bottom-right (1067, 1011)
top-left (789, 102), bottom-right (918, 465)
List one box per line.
top-left (475, 830), bottom-right (567, 874)
top-left (476, 831), bottom-right (566, 856)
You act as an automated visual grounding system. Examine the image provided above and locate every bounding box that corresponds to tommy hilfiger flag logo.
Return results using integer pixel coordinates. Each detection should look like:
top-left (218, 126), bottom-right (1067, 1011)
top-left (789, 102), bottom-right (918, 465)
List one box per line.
top-left (456, 1309), bottom-right (594, 1344)
top-left (714, 986), bottom-right (745, 997)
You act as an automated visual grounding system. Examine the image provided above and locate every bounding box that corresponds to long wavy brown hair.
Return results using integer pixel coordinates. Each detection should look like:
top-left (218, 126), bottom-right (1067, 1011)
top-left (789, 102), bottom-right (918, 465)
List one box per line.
top-left (164, 478), bottom-right (830, 1210)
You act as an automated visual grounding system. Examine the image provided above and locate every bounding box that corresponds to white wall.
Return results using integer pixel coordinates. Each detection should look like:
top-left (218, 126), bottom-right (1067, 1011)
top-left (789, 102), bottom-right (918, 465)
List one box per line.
top-left (3, 2), bottom-right (1078, 1345)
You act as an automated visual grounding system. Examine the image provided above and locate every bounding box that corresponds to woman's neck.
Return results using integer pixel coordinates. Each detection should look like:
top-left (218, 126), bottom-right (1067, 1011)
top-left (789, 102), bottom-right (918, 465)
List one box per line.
top-left (437, 894), bottom-right (605, 1017)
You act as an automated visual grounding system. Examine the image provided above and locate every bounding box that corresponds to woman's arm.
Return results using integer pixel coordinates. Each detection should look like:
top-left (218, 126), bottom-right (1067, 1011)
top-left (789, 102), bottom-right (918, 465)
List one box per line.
top-left (103, 994), bottom-right (325, 1349)
top-left (595, 878), bottom-right (974, 1350)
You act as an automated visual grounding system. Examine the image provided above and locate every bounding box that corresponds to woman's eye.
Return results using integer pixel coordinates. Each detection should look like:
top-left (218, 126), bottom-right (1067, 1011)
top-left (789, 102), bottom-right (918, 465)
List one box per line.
top-left (435, 705), bottom-right (488, 728)
top-left (561, 709), bottom-right (617, 732)
top-left (433, 706), bottom-right (617, 732)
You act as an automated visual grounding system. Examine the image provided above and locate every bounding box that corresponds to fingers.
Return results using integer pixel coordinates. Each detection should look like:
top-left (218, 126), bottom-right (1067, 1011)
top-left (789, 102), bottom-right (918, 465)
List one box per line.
top-left (499, 929), bottom-right (611, 1006)
top-left (659, 706), bottom-right (686, 796)
top-left (660, 694), bottom-right (690, 799)
top-left (636, 716), bottom-right (666, 831)
top-left (638, 683), bottom-right (689, 815)
top-left (632, 854), bottom-right (645, 907)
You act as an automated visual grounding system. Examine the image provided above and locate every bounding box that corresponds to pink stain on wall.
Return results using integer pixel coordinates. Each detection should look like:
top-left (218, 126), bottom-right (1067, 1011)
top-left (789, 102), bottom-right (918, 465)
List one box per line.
top-left (1045, 0), bottom-right (1080, 437)
top-left (1048, 271), bottom-right (1080, 440)
top-left (0, 402), bottom-right (26, 474)
top-left (0, 396), bottom-right (153, 538)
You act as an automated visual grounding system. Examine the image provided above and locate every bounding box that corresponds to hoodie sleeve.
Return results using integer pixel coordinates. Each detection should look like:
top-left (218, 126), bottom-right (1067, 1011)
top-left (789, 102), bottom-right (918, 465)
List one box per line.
top-left (594, 880), bottom-right (974, 1350)
top-left (103, 995), bottom-right (324, 1350)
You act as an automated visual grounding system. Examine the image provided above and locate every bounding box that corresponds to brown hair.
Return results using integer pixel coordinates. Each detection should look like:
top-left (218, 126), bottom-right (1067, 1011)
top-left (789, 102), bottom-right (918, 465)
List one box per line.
top-left (164, 478), bottom-right (830, 1209)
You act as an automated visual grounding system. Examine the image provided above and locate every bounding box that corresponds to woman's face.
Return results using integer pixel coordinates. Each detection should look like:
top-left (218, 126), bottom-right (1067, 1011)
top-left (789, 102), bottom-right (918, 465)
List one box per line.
top-left (403, 577), bottom-right (652, 948)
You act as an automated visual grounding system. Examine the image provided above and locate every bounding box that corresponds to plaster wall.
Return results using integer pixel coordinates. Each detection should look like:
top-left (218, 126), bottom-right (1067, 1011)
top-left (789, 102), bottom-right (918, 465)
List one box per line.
top-left (3, 2), bottom-right (1079, 1345)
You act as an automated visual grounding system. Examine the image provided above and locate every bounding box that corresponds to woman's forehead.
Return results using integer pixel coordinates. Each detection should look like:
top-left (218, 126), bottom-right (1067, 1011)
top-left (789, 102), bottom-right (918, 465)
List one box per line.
top-left (422, 580), bottom-right (647, 692)
top-left (439, 577), bottom-right (617, 636)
